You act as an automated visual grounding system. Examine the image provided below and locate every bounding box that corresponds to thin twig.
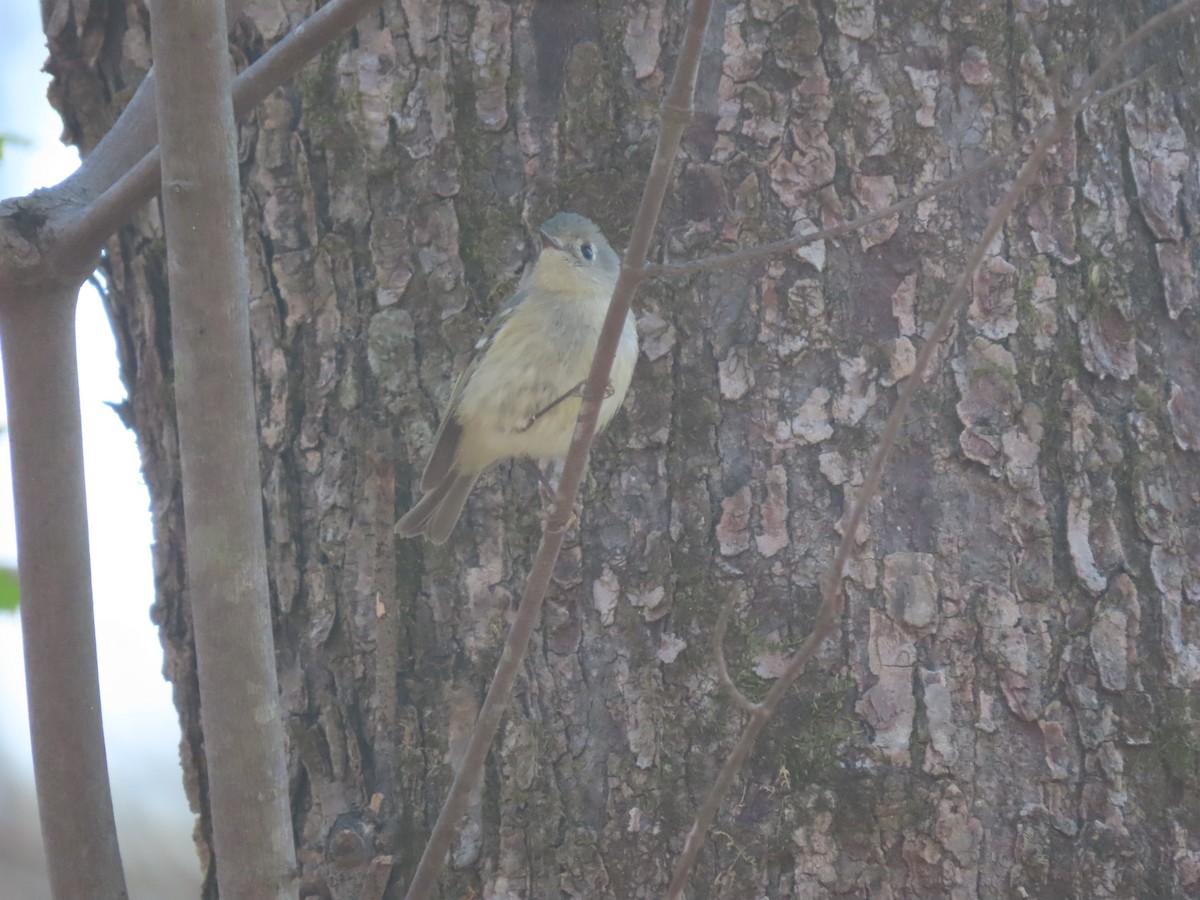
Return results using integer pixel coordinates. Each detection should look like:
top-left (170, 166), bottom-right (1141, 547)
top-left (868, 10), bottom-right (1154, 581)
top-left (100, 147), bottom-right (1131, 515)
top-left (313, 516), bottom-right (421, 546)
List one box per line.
top-left (713, 592), bottom-right (762, 716)
top-left (645, 58), bottom-right (1163, 283)
top-left (664, 3), bottom-right (1200, 896)
top-left (1088, 63), bottom-right (1161, 107)
top-left (399, 2), bottom-right (715, 898)
top-left (370, 429), bottom-right (401, 803)
top-left (646, 146), bottom-right (1016, 279)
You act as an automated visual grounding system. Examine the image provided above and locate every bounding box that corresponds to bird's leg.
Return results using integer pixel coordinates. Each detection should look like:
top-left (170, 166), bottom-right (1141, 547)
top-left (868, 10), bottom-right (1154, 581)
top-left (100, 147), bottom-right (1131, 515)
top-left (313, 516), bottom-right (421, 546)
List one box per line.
top-left (534, 463), bottom-right (557, 501)
top-left (535, 461), bottom-right (580, 532)
top-left (517, 379), bottom-right (617, 432)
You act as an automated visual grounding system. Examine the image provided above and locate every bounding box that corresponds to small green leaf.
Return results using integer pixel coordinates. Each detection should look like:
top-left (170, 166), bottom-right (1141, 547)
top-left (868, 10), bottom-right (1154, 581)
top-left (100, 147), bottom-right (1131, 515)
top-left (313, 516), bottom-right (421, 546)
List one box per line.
top-left (0, 133), bottom-right (32, 163)
top-left (0, 568), bottom-right (19, 611)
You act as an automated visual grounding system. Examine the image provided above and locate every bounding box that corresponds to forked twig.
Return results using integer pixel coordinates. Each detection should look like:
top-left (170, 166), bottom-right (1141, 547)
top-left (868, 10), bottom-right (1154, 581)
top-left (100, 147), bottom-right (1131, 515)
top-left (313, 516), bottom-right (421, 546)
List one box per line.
top-left (664, 3), bottom-right (1200, 896)
top-left (52, 0), bottom-right (385, 270)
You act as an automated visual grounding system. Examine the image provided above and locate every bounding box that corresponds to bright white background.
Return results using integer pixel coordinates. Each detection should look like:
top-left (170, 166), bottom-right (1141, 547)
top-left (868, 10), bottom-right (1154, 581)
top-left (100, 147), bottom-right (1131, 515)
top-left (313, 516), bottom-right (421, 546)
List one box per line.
top-left (0, 4), bottom-right (199, 897)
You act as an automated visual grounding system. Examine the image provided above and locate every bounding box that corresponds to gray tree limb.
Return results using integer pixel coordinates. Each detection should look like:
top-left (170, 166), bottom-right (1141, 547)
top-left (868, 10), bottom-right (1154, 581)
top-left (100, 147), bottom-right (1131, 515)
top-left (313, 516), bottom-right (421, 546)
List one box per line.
top-left (147, 0), bottom-right (297, 894)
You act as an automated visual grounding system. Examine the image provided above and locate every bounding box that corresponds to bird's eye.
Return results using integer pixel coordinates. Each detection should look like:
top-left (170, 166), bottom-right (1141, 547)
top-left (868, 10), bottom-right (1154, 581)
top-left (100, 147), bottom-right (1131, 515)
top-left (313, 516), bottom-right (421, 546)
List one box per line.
top-left (580, 243), bottom-right (595, 261)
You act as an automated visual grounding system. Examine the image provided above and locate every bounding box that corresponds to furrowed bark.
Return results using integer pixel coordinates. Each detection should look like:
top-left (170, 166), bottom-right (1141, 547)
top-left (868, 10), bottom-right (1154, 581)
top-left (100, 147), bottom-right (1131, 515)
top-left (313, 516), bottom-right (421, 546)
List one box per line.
top-left (665, 2), bottom-right (1200, 895)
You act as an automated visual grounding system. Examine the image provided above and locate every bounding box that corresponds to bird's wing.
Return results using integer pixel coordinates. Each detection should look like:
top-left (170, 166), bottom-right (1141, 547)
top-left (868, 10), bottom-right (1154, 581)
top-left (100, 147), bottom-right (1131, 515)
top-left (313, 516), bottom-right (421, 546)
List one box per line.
top-left (419, 283), bottom-right (531, 491)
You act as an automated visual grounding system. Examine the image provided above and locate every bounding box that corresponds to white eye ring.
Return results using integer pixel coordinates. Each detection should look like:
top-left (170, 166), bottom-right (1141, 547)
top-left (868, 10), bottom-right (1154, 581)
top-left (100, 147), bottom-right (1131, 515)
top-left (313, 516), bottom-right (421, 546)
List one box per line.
top-left (580, 243), bottom-right (595, 261)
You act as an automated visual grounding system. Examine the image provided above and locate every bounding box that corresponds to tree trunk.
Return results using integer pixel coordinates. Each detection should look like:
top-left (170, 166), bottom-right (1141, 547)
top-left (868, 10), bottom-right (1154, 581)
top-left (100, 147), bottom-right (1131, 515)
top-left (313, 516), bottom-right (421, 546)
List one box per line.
top-left (48, 0), bottom-right (1200, 896)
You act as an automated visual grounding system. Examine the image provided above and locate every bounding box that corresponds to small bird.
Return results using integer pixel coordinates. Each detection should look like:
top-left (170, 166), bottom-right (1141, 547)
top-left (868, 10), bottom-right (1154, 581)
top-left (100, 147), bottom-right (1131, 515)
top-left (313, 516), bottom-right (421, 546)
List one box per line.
top-left (395, 212), bottom-right (638, 544)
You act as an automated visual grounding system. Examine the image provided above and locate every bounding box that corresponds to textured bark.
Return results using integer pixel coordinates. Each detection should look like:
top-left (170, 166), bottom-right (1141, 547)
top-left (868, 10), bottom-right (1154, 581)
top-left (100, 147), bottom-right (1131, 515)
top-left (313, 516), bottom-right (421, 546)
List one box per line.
top-left (48, 1), bottom-right (1200, 897)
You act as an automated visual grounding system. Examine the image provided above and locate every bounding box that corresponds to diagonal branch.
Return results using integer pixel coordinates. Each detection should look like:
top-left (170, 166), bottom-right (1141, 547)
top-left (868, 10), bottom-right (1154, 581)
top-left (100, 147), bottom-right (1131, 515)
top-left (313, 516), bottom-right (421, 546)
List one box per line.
top-left (399, 2), bottom-right (715, 898)
top-left (664, 2), bottom-right (1200, 896)
top-left (53, 1), bottom-right (244, 201)
top-left (52, 0), bottom-right (385, 272)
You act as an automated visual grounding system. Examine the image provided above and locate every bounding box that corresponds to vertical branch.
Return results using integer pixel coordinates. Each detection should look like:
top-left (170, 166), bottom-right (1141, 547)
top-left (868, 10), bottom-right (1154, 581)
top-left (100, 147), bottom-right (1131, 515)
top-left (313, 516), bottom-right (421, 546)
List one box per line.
top-left (0, 285), bottom-right (128, 899)
top-left (401, 2), bottom-right (714, 898)
top-left (146, 1), bottom-right (297, 897)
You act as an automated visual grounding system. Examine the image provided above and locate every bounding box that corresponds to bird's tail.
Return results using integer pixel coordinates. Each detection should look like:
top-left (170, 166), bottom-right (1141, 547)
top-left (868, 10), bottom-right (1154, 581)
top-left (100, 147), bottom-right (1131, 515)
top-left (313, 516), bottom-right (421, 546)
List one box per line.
top-left (394, 470), bottom-right (480, 544)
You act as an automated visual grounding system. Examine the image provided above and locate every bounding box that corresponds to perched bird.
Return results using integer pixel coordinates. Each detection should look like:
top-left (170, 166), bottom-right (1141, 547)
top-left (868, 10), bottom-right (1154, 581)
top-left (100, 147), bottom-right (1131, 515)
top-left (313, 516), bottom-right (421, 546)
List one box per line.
top-left (395, 212), bottom-right (638, 544)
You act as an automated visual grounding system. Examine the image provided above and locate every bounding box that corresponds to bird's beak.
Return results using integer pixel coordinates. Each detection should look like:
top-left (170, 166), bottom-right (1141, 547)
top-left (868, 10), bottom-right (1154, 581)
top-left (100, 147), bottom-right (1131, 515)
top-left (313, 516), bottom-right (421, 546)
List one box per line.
top-left (540, 230), bottom-right (563, 251)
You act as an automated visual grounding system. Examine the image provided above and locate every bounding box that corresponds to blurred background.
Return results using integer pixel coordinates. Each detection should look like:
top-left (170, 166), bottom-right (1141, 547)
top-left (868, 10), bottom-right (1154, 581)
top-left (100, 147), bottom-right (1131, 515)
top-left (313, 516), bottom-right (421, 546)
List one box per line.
top-left (0, 4), bottom-right (200, 897)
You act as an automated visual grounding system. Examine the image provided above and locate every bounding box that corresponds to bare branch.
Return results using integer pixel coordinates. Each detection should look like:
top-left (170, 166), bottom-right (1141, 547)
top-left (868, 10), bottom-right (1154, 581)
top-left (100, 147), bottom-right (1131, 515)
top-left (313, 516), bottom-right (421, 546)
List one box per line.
top-left (370, 429), bottom-right (402, 800)
top-left (713, 592), bottom-right (763, 717)
top-left (664, 3), bottom-right (1200, 896)
top-left (54, 14), bottom-right (204, 199)
top-left (55, 2), bottom-right (254, 201)
top-left (53, 0), bottom-right (385, 271)
top-left (1072, 2), bottom-right (1197, 97)
top-left (147, 0), bottom-right (297, 895)
top-left (1088, 64), bottom-right (1161, 107)
top-left (400, 2), bottom-right (715, 898)
top-left (230, 0), bottom-right (384, 114)
top-left (0, 285), bottom-right (128, 899)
